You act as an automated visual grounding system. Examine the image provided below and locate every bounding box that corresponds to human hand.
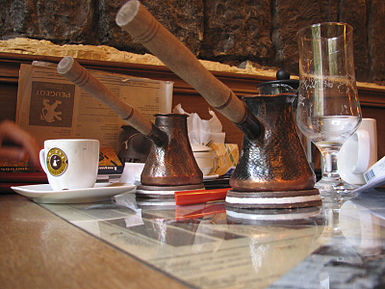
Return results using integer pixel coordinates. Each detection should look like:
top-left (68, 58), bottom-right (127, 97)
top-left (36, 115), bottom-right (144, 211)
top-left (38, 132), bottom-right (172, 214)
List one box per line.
top-left (0, 120), bottom-right (40, 168)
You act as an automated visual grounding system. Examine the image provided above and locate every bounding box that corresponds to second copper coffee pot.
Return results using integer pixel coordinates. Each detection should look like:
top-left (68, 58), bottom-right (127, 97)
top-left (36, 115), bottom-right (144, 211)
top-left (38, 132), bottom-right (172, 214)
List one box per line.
top-left (57, 57), bottom-right (204, 198)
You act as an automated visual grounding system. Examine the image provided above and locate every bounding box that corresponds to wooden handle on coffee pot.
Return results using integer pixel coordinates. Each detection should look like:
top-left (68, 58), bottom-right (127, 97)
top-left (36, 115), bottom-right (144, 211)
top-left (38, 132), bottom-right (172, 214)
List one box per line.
top-left (115, 0), bottom-right (261, 140)
top-left (57, 56), bottom-right (167, 147)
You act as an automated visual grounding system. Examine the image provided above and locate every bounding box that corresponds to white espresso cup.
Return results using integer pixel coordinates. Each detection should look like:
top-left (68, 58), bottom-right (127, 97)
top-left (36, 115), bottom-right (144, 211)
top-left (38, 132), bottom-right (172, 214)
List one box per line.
top-left (39, 139), bottom-right (100, 190)
top-left (338, 118), bottom-right (377, 185)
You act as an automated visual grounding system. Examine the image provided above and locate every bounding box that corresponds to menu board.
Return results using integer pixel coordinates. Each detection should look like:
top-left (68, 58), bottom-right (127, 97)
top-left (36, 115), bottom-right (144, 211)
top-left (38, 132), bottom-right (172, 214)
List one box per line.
top-left (16, 62), bottom-right (173, 152)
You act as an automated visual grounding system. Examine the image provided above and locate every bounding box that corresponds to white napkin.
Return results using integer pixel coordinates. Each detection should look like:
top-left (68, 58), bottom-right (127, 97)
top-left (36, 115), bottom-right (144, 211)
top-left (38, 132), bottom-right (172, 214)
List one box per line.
top-left (173, 104), bottom-right (225, 146)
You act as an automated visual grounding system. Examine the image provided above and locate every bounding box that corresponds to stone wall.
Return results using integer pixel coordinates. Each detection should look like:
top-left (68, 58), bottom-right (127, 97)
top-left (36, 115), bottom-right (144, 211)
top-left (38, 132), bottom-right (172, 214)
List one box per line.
top-left (1, 0), bottom-right (384, 84)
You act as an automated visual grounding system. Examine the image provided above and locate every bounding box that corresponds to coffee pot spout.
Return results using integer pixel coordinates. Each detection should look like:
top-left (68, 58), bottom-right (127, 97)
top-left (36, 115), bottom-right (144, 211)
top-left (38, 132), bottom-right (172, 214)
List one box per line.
top-left (235, 110), bottom-right (263, 141)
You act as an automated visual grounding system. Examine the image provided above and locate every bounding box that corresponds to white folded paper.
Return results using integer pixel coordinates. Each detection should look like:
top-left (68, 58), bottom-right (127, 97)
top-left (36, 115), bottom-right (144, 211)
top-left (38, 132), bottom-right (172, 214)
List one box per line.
top-left (364, 156), bottom-right (385, 184)
top-left (352, 156), bottom-right (385, 194)
top-left (173, 104), bottom-right (225, 146)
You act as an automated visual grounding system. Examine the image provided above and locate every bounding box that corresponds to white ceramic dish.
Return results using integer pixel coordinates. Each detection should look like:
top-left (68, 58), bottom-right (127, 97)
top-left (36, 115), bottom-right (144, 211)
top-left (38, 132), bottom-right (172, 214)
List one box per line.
top-left (11, 183), bottom-right (136, 204)
top-left (203, 174), bottom-right (219, 180)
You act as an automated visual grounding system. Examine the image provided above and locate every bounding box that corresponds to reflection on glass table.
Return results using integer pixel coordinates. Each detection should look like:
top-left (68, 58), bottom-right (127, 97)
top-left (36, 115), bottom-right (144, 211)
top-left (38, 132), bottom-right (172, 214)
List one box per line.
top-left (40, 189), bottom-right (385, 289)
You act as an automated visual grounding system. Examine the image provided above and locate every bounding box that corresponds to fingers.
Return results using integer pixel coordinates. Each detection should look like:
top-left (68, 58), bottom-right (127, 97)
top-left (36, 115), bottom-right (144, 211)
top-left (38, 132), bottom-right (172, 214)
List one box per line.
top-left (0, 120), bottom-right (40, 168)
top-left (0, 147), bottom-right (26, 162)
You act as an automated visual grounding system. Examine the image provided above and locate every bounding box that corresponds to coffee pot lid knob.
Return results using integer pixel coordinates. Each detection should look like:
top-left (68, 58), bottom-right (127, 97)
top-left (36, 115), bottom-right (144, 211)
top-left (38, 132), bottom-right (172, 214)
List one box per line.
top-left (276, 69), bottom-right (290, 80)
top-left (256, 69), bottom-right (299, 90)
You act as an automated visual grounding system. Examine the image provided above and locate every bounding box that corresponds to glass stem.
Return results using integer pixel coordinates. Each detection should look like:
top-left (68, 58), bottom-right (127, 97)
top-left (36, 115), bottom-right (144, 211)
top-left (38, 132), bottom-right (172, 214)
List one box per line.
top-left (321, 150), bottom-right (341, 180)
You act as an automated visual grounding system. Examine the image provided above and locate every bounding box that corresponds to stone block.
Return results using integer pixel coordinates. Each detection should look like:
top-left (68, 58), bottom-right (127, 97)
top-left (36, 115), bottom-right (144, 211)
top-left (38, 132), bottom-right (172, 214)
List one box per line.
top-left (98, 0), bottom-right (142, 52)
top-left (369, 0), bottom-right (385, 84)
top-left (0, 0), bottom-right (97, 44)
top-left (99, 0), bottom-right (204, 55)
top-left (273, 0), bottom-right (339, 75)
top-left (340, 0), bottom-right (370, 81)
top-left (201, 0), bottom-right (273, 66)
top-left (0, 0), bottom-right (384, 84)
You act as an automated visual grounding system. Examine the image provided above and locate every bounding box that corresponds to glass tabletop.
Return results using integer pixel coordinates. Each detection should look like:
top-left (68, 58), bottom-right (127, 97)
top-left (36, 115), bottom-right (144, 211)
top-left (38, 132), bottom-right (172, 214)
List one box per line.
top-left (40, 189), bottom-right (385, 289)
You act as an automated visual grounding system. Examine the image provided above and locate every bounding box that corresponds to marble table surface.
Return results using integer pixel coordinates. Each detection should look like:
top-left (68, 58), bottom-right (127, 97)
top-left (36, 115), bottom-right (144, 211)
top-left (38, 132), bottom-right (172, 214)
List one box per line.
top-left (2, 187), bottom-right (385, 288)
top-left (40, 188), bottom-right (385, 288)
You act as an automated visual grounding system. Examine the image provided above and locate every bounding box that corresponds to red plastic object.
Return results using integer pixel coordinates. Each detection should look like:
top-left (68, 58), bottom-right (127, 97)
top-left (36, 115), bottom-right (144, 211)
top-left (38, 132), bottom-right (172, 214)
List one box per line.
top-left (174, 188), bottom-right (230, 205)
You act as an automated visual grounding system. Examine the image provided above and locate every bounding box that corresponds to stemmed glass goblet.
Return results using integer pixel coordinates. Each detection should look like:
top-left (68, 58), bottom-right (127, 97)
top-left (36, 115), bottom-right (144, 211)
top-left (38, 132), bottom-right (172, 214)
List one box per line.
top-left (296, 22), bottom-right (362, 203)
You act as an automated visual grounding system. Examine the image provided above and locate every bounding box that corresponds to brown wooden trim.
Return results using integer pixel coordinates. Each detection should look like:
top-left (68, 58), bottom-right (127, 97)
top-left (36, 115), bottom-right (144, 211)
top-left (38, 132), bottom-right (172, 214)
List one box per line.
top-left (0, 51), bottom-right (384, 107)
top-left (357, 88), bottom-right (385, 108)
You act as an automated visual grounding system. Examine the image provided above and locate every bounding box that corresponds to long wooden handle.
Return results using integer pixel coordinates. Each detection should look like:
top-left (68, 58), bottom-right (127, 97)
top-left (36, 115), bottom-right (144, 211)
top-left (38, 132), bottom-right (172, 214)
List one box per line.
top-left (57, 56), bottom-right (167, 146)
top-left (115, 1), bottom-right (261, 139)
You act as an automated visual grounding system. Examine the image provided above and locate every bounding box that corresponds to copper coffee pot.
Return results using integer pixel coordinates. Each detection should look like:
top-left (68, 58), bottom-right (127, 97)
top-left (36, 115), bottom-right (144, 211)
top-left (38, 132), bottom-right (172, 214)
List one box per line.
top-left (226, 75), bottom-right (321, 208)
top-left (115, 0), bottom-right (321, 208)
top-left (57, 57), bottom-right (204, 198)
top-left (139, 113), bottom-right (205, 196)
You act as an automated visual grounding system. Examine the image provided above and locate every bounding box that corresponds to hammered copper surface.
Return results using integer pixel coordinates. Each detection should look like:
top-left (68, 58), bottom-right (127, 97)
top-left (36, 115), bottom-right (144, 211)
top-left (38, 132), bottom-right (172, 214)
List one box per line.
top-left (141, 114), bottom-right (203, 186)
top-left (230, 92), bottom-right (316, 192)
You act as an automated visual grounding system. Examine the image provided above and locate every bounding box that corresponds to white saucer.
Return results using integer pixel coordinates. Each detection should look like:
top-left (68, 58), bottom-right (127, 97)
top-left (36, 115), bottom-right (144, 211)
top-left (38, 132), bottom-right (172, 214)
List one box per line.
top-left (11, 183), bottom-right (136, 204)
top-left (203, 174), bottom-right (219, 180)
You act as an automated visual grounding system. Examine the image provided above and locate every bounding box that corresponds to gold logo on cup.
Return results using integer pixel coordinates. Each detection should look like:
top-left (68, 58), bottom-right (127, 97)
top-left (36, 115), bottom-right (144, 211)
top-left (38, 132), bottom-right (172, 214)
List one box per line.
top-left (46, 148), bottom-right (68, 176)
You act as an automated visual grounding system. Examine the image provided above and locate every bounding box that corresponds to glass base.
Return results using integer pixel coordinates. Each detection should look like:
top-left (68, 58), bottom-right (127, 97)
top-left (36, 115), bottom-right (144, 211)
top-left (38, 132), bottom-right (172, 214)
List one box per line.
top-left (315, 177), bottom-right (358, 204)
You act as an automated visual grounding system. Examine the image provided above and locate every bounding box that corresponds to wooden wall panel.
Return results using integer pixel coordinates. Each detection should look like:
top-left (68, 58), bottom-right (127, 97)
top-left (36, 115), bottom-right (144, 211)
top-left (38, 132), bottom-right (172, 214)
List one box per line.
top-left (362, 106), bottom-right (385, 159)
top-left (0, 82), bottom-right (18, 122)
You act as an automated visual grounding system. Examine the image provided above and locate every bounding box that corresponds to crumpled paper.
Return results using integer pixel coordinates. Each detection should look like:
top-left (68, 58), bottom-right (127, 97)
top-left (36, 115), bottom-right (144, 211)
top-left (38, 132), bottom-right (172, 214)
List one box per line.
top-left (173, 103), bottom-right (225, 145)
